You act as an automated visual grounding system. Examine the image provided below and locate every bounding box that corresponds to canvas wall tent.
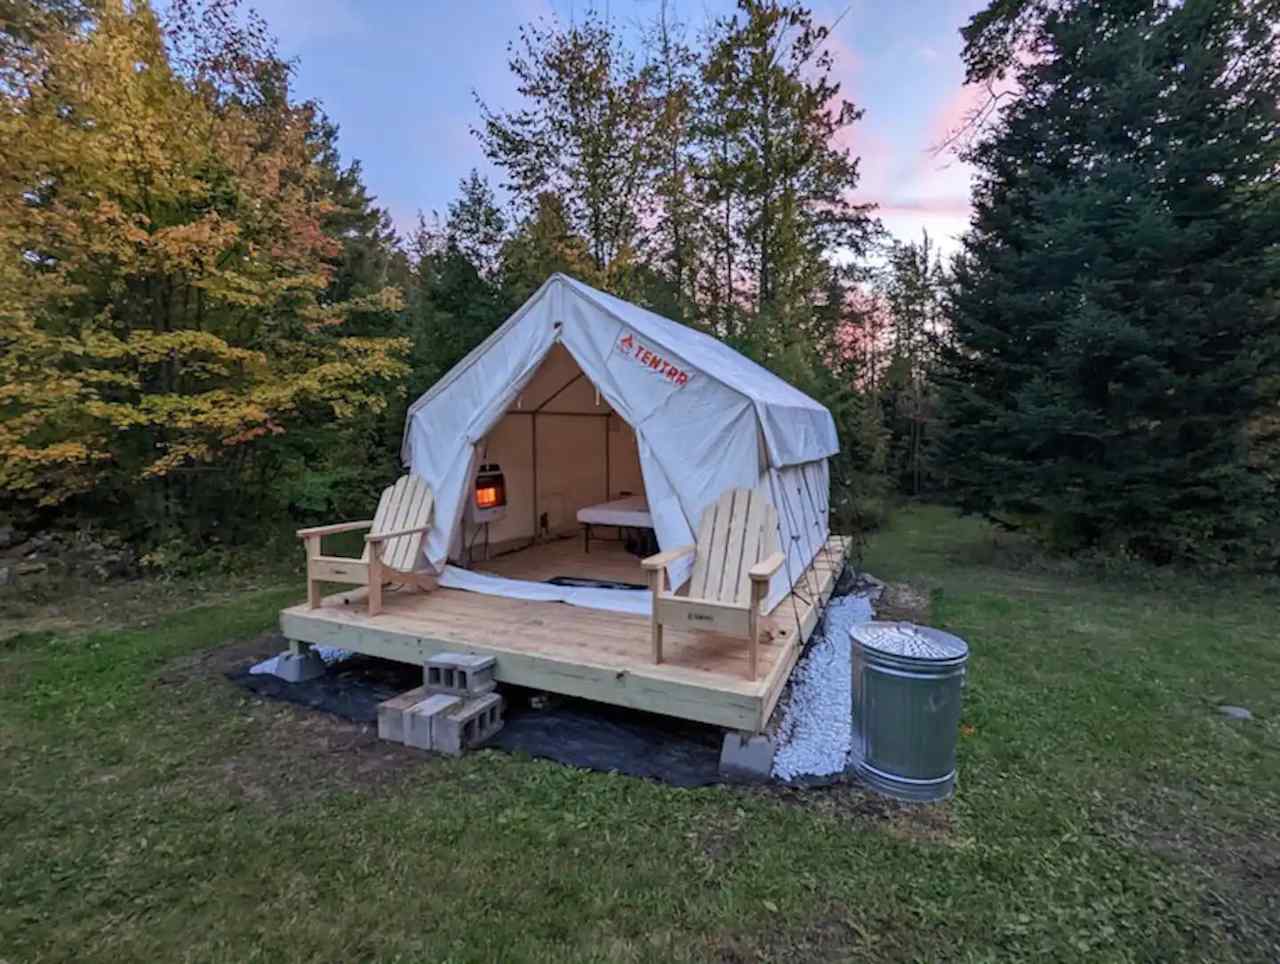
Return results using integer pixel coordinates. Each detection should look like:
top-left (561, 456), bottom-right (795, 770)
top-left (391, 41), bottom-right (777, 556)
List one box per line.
top-left (401, 273), bottom-right (839, 611)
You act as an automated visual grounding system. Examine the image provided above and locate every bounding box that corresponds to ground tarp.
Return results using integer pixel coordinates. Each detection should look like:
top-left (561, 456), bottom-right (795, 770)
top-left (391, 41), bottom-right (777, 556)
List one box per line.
top-left (229, 658), bottom-right (722, 788)
top-left (437, 564), bottom-right (650, 616)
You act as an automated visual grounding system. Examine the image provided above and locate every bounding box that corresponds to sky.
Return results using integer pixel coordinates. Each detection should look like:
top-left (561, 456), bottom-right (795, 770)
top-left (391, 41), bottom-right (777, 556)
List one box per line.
top-left (248, 0), bottom-right (989, 256)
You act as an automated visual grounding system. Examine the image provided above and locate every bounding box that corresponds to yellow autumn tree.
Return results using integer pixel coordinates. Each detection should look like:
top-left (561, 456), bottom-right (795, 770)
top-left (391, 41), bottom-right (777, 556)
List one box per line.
top-left (0, 0), bottom-right (408, 530)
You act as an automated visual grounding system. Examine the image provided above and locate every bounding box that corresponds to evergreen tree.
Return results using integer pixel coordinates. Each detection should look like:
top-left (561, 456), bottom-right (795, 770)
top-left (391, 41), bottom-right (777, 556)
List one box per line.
top-left (881, 233), bottom-right (947, 496)
top-left (312, 116), bottom-right (403, 306)
top-left (496, 192), bottom-right (602, 307)
top-left (943, 0), bottom-right (1280, 566)
top-left (406, 219), bottom-right (500, 390)
top-left (445, 170), bottom-right (507, 282)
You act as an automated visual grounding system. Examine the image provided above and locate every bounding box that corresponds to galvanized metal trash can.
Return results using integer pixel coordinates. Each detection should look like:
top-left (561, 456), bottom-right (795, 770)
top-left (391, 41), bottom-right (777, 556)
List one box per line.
top-left (849, 621), bottom-right (969, 802)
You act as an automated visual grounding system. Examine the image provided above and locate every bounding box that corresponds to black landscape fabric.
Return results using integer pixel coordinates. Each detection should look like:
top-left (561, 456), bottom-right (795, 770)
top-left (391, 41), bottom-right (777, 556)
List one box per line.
top-left (228, 654), bottom-right (723, 788)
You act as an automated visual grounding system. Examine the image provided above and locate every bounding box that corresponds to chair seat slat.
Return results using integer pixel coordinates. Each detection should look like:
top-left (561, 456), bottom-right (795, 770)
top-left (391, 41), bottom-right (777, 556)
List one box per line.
top-left (718, 489), bottom-right (751, 604)
top-left (687, 497), bottom-right (719, 598)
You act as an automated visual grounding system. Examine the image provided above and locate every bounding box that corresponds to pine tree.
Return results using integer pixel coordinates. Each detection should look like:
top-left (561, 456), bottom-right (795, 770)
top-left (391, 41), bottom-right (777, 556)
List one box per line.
top-left (445, 170), bottom-right (507, 282)
top-left (881, 233), bottom-right (947, 495)
top-left (689, 0), bottom-right (881, 367)
top-left (496, 192), bottom-right (602, 307)
top-left (943, 0), bottom-right (1280, 566)
top-left (406, 213), bottom-right (503, 390)
top-left (312, 116), bottom-right (403, 307)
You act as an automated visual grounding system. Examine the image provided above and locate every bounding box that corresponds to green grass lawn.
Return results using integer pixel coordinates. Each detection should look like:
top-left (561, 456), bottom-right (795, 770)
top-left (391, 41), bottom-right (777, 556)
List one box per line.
top-left (2, 505), bottom-right (1277, 962)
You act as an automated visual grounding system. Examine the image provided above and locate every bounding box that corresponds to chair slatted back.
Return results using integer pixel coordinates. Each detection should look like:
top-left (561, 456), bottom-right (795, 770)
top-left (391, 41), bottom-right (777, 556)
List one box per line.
top-left (364, 474), bottom-right (434, 572)
top-left (687, 488), bottom-right (779, 605)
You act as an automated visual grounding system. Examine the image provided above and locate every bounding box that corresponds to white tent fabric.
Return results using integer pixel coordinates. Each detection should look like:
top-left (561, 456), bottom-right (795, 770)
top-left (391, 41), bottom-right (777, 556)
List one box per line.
top-left (401, 273), bottom-right (838, 610)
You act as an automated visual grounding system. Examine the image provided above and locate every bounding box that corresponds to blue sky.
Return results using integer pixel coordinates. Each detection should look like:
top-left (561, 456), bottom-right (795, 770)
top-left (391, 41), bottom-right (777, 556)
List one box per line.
top-left (250, 0), bottom-right (987, 254)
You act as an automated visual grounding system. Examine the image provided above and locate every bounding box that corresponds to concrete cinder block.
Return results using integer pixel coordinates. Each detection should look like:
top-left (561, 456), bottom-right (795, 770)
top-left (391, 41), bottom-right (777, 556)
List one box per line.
top-left (718, 731), bottom-right (776, 784)
top-left (434, 692), bottom-right (504, 757)
top-left (424, 652), bottom-right (497, 697)
top-left (404, 694), bottom-right (463, 751)
top-left (376, 686), bottom-right (428, 744)
top-left (274, 648), bottom-right (326, 683)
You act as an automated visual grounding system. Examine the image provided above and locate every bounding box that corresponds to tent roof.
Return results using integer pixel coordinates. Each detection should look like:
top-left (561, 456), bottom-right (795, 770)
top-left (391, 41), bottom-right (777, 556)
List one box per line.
top-left (559, 276), bottom-right (830, 417)
top-left (403, 273), bottom-right (838, 467)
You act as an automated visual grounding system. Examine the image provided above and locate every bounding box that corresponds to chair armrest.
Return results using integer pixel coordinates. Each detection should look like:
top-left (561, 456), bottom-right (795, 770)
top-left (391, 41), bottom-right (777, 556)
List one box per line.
top-left (641, 544), bottom-right (695, 571)
top-left (748, 552), bottom-right (786, 582)
top-left (297, 520), bottom-right (374, 539)
top-left (366, 523), bottom-right (433, 543)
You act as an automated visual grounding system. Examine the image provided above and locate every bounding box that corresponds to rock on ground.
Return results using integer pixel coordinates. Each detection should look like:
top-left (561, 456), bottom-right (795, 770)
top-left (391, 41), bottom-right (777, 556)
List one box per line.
top-left (1217, 705), bottom-right (1253, 721)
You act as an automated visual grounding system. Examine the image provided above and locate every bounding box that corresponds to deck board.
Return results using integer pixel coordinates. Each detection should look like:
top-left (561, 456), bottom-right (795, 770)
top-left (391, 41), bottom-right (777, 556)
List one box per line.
top-left (280, 535), bottom-right (849, 731)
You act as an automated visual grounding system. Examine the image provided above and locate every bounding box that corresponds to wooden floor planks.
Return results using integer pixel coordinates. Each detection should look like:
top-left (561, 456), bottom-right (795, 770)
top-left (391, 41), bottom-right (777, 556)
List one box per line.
top-left (473, 535), bottom-right (650, 584)
top-left (280, 535), bottom-right (850, 731)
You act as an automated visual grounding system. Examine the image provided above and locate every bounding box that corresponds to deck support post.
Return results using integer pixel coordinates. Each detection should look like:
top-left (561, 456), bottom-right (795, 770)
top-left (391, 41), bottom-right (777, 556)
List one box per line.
top-left (747, 577), bottom-right (769, 682)
top-left (304, 535), bottom-right (322, 608)
top-left (718, 729), bottom-right (776, 783)
top-left (277, 640), bottom-right (326, 682)
top-left (648, 565), bottom-right (665, 664)
top-left (368, 544), bottom-right (384, 617)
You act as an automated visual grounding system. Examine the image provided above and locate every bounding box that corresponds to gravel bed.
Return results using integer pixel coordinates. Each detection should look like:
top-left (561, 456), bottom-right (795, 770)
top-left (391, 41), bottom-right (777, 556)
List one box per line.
top-left (771, 592), bottom-right (874, 781)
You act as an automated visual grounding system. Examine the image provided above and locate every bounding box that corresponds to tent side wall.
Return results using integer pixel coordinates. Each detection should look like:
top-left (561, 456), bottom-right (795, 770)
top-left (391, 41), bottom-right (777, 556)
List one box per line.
top-left (764, 459), bottom-right (832, 612)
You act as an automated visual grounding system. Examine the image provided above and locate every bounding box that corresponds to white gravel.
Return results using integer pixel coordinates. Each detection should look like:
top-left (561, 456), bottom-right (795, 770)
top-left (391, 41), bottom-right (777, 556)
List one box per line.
top-left (771, 592), bottom-right (875, 781)
top-left (248, 646), bottom-right (352, 677)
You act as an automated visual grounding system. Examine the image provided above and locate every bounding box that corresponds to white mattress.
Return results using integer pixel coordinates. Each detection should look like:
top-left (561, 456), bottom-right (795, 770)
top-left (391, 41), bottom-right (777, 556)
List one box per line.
top-left (576, 496), bottom-right (652, 528)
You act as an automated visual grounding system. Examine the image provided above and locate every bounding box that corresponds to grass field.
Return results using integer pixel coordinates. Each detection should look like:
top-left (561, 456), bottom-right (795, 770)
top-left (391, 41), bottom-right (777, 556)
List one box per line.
top-left (2, 505), bottom-right (1277, 962)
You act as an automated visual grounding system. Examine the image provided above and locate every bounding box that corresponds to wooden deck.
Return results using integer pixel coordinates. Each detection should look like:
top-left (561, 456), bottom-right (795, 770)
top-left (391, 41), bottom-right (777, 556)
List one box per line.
top-left (279, 535), bottom-right (849, 732)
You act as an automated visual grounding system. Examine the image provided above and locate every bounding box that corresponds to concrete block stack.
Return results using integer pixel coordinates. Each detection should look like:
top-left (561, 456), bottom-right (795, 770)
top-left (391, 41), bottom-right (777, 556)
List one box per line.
top-left (377, 652), bottom-right (504, 756)
top-left (377, 686), bottom-right (427, 743)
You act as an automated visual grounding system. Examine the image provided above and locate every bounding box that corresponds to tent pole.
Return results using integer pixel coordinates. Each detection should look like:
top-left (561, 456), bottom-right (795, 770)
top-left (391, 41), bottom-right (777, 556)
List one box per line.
top-left (531, 413), bottom-right (538, 541)
top-left (500, 412), bottom-right (609, 418)
top-left (534, 372), bottom-right (585, 412)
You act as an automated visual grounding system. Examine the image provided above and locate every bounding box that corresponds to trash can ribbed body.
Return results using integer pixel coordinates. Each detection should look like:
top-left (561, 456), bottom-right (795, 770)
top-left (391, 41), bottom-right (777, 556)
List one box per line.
top-left (849, 621), bottom-right (968, 802)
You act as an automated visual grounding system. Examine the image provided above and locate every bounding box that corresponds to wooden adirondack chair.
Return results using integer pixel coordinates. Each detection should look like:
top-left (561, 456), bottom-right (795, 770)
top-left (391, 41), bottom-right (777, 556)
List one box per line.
top-left (296, 474), bottom-right (436, 617)
top-left (641, 488), bottom-right (786, 680)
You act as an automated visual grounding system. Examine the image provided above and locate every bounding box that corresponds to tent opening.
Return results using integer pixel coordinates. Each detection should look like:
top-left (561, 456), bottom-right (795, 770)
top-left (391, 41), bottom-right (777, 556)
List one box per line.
top-left (453, 343), bottom-right (648, 573)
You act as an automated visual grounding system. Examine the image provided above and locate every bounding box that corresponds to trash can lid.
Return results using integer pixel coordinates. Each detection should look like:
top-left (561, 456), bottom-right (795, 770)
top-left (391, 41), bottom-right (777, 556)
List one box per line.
top-left (850, 621), bottom-right (968, 663)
